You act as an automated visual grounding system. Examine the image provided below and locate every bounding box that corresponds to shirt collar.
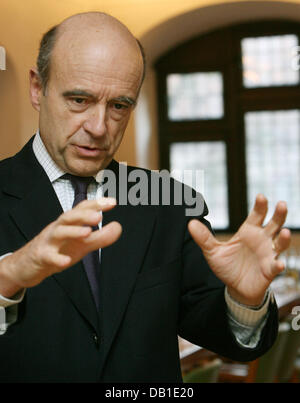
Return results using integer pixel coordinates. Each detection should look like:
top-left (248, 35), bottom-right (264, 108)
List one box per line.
top-left (33, 130), bottom-right (64, 183)
top-left (32, 131), bottom-right (104, 184)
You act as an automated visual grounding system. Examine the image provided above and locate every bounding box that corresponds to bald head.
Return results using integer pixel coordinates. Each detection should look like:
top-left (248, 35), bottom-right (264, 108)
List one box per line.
top-left (31, 12), bottom-right (146, 176)
top-left (59, 12), bottom-right (136, 42)
top-left (37, 12), bottom-right (145, 94)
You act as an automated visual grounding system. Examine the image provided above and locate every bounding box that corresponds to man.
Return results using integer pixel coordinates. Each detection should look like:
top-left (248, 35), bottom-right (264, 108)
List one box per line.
top-left (0, 12), bottom-right (291, 382)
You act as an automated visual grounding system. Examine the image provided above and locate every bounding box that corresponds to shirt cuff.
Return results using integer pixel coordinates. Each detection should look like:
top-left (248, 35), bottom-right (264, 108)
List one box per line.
top-left (225, 286), bottom-right (273, 327)
top-left (0, 252), bottom-right (26, 307)
top-left (0, 289), bottom-right (26, 308)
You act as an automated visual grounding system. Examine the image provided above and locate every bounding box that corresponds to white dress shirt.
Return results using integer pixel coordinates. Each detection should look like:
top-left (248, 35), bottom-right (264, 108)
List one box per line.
top-left (0, 132), bottom-right (273, 348)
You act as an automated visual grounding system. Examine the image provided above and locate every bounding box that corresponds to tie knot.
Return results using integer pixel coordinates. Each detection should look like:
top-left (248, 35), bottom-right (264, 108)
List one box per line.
top-left (63, 174), bottom-right (95, 197)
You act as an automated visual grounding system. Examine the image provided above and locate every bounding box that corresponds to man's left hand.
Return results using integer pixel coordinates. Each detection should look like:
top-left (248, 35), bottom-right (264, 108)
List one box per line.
top-left (188, 194), bottom-right (291, 306)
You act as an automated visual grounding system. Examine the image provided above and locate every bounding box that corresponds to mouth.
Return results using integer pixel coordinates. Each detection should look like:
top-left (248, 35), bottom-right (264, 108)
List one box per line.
top-left (73, 144), bottom-right (108, 157)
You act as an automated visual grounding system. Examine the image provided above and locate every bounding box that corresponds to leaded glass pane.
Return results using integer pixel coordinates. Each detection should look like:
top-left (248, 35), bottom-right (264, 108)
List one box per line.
top-left (169, 141), bottom-right (228, 229)
top-left (242, 34), bottom-right (299, 87)
top-left (167, 72), bottom-right (224, 121)
top-left (245, 110), bottom-right (300, 228)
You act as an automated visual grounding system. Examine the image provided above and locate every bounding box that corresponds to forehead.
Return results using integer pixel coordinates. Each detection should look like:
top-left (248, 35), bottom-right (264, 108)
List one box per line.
top-left (49, 33), bottom-right (143, 98)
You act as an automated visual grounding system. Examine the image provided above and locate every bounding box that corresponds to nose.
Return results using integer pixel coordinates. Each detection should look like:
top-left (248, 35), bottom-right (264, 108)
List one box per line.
top-left (83, 104), bottom-right (107, 138)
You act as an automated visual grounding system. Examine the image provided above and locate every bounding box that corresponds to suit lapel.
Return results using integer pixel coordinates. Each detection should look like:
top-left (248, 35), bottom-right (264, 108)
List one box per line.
top-left (99, 162), bottom-right (157, 370)
top-left (3, 138), bottom-right (63, 241)
top-left (3, 138), bottom-right (99, 334)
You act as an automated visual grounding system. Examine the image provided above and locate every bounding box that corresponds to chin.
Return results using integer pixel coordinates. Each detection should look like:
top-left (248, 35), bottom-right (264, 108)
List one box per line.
top-left (66, 164), bottom-right (97, 177)
top-left (73, 160), bottom-right (112, 176)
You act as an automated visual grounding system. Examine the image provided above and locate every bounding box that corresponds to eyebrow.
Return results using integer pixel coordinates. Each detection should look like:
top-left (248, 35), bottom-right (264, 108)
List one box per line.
top-left (62, 90), bottom-right (94, 98)
top-left (62, 91), bottom-right (136, 106)
top-left (112, 96), bottom-right (136, 106)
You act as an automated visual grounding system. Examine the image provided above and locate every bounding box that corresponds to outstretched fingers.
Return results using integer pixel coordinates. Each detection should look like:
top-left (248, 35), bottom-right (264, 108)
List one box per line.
top-left (272, 228), bottom-right (291, 256)
top-left (270, 258), bottom-right (286, 279)
top-left (58, 197), bottom-right (117, 227)
top-left (52, 225), bottom-right (92, 243)
top-left (245, 194), bottom-right (268, 226)
top-left (264, 201), bottom-right (288, 237)
top-left (85, 221), bottom-right (122, 249)
top-left (244, 195), bottom-right (290, 257)
top-left (188, 219), bottom-right (218, 253)
top-left (47, 197), bottom-right (120, 265)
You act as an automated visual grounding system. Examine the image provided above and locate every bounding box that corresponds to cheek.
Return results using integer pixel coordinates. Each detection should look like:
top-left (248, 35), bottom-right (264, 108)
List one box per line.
top-left (53, 113), bottom-right (86, 148)
top-left (65, 115), bottom-right (87, 138)
top-left (109, 116), bottom-right (130, 142)
top-left (106, 123), bottom-right (125, 154)
top-left (43, 95), bottom-right (84, 138)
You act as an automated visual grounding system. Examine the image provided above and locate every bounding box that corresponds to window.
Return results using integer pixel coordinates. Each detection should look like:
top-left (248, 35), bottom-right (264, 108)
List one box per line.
top-left (170, 141), bottom-right (228, 229)
top-left (245, 110), bottom-right (300, 228)
top-left (167, 72), bottom-right (224, 120)
top-left (242, 35), bottom-right (299, 87)
top-left (155, 21), bottom-right (300, 232)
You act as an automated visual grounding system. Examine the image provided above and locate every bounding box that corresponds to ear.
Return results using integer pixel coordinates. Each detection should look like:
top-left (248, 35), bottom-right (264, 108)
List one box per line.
top-left (29, 67), bottom-right (43, 112)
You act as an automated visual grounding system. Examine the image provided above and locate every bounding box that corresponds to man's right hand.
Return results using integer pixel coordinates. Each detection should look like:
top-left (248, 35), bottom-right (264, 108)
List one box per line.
top-left (0, 197), bottom-right (121, 298)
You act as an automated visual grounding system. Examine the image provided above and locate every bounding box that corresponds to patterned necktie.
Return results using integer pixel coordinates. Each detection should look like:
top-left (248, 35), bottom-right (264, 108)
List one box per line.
top-left (64, 174), bottom-right (100, 311)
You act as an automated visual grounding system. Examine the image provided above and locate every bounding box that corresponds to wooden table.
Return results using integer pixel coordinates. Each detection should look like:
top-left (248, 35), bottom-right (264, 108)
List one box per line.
top-left (179, 283), bottom-right (300, 371)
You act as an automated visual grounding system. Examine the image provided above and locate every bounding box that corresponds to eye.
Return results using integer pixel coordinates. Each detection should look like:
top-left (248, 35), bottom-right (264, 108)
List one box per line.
top-left (67, 97), bottom-right (90, 111)
top-left (73, 98), bottom-right (87, 105)
top-left (113, 103), bottom-right (127, 110)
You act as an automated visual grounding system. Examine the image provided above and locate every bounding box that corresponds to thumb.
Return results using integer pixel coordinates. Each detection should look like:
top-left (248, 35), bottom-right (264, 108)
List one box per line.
top-left (188, 219), bottom-right (217, 253)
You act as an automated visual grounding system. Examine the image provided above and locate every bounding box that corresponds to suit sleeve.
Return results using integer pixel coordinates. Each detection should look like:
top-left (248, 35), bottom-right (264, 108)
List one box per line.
top-left (178, 212), bottom-right (278, 362)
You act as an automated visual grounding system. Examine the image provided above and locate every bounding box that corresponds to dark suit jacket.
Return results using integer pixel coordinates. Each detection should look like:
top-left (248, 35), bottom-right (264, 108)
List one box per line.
top-left (0, 137), bottom-right (278, 382)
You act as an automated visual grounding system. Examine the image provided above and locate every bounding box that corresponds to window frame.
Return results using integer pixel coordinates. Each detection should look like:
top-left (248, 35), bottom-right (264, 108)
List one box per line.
top-left (155, 20), bottom-right (300, 233)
